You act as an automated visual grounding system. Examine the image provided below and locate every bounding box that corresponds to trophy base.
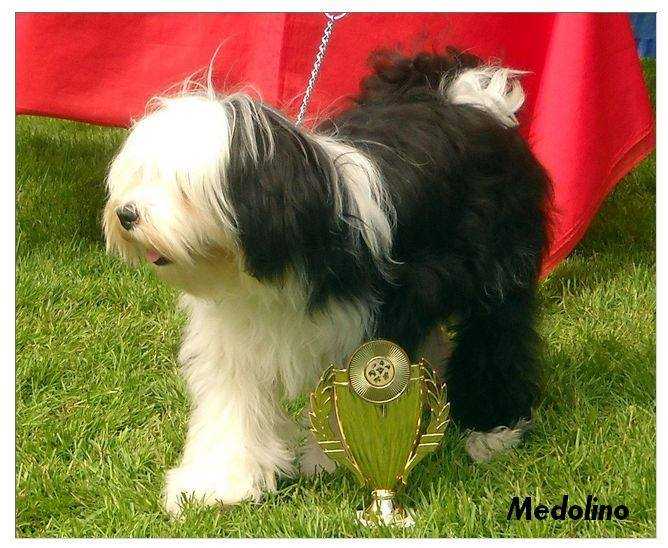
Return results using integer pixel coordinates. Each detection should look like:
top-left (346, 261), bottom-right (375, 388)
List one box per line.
top-left (356, 489), bottom-right (415, 528)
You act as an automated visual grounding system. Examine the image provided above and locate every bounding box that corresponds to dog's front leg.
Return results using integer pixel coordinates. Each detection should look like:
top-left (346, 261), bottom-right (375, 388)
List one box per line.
top-left (164, 315), bottom-right (294, 515)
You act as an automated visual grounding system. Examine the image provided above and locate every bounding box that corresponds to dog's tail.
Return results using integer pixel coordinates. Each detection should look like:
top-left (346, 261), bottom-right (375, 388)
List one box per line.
top-left (358, 49), bottom-right (526, 127)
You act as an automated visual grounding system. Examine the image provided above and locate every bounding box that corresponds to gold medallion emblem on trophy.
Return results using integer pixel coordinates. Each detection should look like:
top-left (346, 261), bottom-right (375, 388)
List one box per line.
top-left (309, 339), bottom-right (449, 527)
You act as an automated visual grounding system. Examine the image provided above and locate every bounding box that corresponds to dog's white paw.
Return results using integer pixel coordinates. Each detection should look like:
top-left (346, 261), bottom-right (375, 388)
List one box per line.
top-left (163, 465), bottom-right (269, 516)
top-left (465, 419), bottom-right (532, 462)
top-left (299, 438), bottom-right (336, 476)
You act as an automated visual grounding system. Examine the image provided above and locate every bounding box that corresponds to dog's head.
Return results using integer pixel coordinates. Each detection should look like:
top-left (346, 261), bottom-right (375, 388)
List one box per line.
top-left (103, 91), bottom-right (394, 301)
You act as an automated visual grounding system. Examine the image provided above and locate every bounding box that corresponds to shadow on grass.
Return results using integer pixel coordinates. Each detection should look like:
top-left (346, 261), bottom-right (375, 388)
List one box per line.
top-left (541, 153), bottom-right (655, 301)
top-left (16, 118), bottom-right (125, 251)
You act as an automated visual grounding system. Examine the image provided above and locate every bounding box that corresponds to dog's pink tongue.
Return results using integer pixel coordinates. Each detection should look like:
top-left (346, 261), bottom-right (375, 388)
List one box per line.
top-left (146, 249), bottom-right (161, 263)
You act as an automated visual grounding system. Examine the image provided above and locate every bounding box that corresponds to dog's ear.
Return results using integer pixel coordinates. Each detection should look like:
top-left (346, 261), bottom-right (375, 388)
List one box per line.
top-left (226, 111), bottom-right (341, 281)
top-left (224, 108), bottom-right (389, 308)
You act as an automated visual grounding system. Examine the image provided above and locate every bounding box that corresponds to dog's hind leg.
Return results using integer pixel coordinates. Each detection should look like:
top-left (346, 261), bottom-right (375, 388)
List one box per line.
top-left (444, 289), bottom-right (541, 461)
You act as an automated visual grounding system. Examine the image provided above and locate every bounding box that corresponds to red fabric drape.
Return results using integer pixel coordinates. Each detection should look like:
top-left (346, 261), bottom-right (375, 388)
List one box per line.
top-left (16, 13), bottom-right (655, 276)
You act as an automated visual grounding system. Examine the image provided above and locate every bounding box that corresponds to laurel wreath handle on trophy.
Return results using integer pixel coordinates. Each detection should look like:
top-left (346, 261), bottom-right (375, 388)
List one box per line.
top-left (402, 361), bottom-right (450, 481)
top-left (308, 366), bottom-right (366, 484)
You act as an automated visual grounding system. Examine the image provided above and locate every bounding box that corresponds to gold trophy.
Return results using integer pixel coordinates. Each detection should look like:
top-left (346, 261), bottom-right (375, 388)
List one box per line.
top-left (309, 339), bottom-right (449, 527)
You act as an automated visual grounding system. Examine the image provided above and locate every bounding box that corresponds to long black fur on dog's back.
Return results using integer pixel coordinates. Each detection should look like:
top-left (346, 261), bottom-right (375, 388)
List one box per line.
top-left (329, 50), bottom-right (550, 430)
top-left (356, 48), bottom-right (480, 105)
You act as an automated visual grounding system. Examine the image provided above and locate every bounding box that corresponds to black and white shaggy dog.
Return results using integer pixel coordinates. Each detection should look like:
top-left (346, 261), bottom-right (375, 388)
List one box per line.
top-left (103, 50), bottom-right (549, 515)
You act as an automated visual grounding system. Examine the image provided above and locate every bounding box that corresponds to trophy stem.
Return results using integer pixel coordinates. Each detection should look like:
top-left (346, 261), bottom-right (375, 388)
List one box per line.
top-left (356, 489), bottom-right (415, 528)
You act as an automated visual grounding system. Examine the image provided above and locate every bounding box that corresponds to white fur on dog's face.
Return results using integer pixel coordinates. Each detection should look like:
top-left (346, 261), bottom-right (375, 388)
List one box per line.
top-left (102, 94), bottom-right (249, 295)
top-left (103, 90), bottom-right (395, 300)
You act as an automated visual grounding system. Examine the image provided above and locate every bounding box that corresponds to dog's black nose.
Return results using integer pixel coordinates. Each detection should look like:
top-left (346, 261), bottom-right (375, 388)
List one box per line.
top-left (116, 204), bottom-right (139, 230)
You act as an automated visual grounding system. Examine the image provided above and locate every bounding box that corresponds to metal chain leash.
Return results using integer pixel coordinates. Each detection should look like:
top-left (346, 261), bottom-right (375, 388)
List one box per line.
top-left (295, 12), bottom-right (347, 125)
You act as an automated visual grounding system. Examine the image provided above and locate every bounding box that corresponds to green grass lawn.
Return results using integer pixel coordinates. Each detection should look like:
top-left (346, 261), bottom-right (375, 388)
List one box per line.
top-left (15, 60), bottom-right (656, 538)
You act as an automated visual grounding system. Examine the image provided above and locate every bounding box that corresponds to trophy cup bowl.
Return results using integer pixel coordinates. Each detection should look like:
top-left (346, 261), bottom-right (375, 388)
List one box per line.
top-left (309, 339), bottom-right (449, 527)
